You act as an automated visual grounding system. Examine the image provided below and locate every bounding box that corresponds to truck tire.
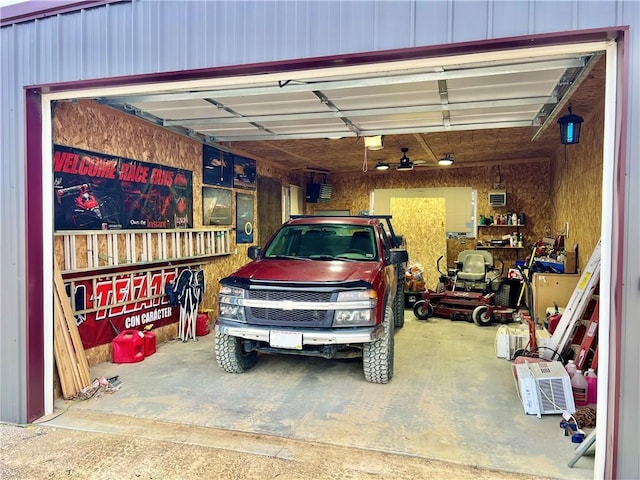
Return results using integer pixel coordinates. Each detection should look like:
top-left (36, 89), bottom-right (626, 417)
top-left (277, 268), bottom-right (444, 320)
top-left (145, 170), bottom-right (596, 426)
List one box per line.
top-left (363, 305), bottom-right (394, 384)
top-left (393, 287), bottom-right (405, 328)
top-left (215, 329), bottom-right (258, 373)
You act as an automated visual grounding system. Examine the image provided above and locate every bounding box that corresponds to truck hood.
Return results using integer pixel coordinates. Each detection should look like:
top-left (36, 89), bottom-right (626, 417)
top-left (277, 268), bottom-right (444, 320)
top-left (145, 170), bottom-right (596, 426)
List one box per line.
top-left (230, 258), bottom-right (380, 285)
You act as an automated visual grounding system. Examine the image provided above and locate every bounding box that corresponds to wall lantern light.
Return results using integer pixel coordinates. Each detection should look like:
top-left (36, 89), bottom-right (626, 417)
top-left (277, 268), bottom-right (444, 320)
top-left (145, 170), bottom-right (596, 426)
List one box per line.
top-left (557, 105), bottom-right (584, 145)
top-left (364, 135), bottom-right (384, 150)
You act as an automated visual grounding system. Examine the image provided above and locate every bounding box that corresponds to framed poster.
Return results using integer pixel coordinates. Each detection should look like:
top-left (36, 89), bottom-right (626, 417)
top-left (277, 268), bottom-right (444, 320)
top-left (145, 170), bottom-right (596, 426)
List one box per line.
top-left (202, 187), bottom-right (232, 226)
top-left (203, 145), bottom-right (233, 187)
top-left (53, 144), bottom-right (193, 231)
top-left (233, 155), bottom-right (257, 190)
top-left (236, 192), bottom-right (254, 243)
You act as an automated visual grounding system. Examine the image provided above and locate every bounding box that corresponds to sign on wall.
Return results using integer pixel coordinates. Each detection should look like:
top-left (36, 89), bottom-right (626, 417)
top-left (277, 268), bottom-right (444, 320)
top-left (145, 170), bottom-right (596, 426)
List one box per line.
top-left (202, 144), bottom-right (233, 187)
top-left (53, 145), bottom-right (193, 231)
top-left (202, 186), bottom-right (232, 225)
top-left (233, 154), bottom-right (257, 190)
top-left (71, 269), bottom-right (179, 348)
top-left (236, 192), bottom-right (254, 243)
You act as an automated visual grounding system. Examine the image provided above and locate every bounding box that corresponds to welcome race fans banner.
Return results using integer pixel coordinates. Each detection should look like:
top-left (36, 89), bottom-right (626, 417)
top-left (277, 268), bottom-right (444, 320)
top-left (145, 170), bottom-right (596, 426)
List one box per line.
top-left (53, 145), bottom-right (193, 231)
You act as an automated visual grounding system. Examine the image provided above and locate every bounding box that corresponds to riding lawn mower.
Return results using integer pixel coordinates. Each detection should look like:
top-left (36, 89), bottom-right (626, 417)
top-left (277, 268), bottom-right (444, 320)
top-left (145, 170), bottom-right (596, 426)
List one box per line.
top-left (412, 250), bottom-right (516, 326)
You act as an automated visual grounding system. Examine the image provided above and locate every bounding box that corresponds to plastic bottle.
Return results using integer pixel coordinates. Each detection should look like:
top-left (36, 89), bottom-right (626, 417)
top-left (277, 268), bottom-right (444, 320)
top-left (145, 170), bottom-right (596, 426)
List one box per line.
top-left (565, 359), bottom-right (577, 378)
top-left (585, 368), bottom-right (598, 405)
top-left (571, 370), bottom-right (588, 407)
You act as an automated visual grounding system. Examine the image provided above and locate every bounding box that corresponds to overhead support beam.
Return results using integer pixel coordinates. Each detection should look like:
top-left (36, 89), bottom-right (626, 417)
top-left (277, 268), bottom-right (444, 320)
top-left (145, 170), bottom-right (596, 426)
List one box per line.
top-left (100, 58), bottom-right (586, 105)
top-left (161, 96), bottom-right (558, 127)
top-left (413, 134), bottom-right (439, 163)
top-left (531, 54), bottom-right (600, 142)
top-left (209, 120), bottom-right (534, 142)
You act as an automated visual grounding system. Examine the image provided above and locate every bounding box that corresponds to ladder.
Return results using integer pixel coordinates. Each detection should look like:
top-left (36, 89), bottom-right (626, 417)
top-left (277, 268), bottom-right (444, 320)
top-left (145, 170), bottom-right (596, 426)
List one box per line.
top-left (542, 240), bottom-right (601, 361)
top-left (574, 294), bottom-right (599, 370)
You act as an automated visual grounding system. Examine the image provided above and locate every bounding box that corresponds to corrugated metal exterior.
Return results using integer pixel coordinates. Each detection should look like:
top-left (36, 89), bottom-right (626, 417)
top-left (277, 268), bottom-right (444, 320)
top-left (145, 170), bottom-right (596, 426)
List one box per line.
top-left (1, 1), bottom-right (638, 477)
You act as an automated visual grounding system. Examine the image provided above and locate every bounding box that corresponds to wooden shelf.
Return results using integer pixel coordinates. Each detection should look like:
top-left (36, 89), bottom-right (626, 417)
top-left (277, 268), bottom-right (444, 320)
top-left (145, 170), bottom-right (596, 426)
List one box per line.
top-left (478, 224), bottom-right (525, 228)
top-left (477, 246), bottom-right (524, 250)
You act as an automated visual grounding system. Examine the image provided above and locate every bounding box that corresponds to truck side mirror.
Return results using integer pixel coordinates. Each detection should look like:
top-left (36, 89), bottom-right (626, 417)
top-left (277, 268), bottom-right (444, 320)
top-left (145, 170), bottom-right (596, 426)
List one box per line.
top-left (389, 248), bottom-right (408, 264)
top-left (247, 246), bottom-right (261, 259)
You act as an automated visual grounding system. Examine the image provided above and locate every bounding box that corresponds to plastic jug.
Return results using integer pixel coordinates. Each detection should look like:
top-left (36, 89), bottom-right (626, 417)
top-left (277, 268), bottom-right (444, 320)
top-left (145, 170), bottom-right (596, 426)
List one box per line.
top-left (585, 368), bottom-right (598, 405)
top-left (112, 330), bottom-right (145, 364)
top-left (571, 370), bottom-right (588, 407)
top-left (143, 330), bottom-right (156, 357)
top-left (196, 312), bottom-right (211, 337)
top-left (565, 359), bottom-right (577, 378)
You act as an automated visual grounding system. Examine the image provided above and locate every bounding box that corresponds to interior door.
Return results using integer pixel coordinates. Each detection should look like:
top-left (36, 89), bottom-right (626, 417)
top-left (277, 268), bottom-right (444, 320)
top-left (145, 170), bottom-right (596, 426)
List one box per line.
top-left (391, 197), bottom-right (447, 291)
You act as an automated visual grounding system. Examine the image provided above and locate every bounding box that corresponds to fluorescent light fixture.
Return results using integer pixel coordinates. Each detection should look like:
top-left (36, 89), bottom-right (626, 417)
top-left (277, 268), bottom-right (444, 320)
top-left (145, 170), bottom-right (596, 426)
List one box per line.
top-left (364, 135), bottom-right (383, 150)
top-left (375, 161), bottom-right (390, 170)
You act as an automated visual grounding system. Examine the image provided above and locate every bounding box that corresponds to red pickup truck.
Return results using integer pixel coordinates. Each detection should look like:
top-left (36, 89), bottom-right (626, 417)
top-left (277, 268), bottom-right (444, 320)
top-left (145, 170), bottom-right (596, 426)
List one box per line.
top-left (215, 215), bottom-right (408, 383)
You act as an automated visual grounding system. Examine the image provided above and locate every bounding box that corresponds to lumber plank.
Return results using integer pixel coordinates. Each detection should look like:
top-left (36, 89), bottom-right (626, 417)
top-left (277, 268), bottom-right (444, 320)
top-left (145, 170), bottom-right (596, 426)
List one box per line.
top-left (53, 262), bottom-right (92, 392)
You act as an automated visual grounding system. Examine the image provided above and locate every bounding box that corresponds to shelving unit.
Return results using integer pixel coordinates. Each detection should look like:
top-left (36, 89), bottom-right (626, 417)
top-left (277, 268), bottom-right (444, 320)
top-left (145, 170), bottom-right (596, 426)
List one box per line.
top-left (477, 223), bottom-right (526, 250)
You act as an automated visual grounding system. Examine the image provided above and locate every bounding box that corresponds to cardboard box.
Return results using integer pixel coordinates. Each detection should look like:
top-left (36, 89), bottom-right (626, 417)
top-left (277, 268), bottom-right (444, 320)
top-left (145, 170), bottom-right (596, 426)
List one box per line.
top-left (564, 250), bottom-right (577, 274)
top-left (531, 273), bottom-right (581, 324)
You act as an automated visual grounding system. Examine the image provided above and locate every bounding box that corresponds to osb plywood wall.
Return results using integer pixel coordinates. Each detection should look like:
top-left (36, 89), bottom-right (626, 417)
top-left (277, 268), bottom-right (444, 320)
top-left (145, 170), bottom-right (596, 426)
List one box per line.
top-left (320, 161), bottom-right (553, 270)
top-left (391, 198), bottom-right (446, 290)
top-left (52, 100), bottom-right (292, 363)
top-left (549, 100), bottom-right (604, 272)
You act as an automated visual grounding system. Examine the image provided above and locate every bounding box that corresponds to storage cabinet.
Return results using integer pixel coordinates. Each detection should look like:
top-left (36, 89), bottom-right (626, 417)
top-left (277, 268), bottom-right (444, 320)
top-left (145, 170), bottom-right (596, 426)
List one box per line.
top-left (531, 273), bottom-right (581, 323)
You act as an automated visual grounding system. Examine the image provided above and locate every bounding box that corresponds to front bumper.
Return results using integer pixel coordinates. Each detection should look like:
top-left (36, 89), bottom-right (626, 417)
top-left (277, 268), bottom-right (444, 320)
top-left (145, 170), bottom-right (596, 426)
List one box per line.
top-left (216, 319), bottom-right (383, 345)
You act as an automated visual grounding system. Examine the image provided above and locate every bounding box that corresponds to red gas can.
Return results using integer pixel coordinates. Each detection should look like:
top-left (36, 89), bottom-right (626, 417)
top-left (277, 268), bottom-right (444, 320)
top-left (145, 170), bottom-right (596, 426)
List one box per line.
top-left (196, 312), bottom-right (211, 337)
top-left (143, 330), bottom-right (156, 357)
top-left (112, 330), bottom-right (145, 364)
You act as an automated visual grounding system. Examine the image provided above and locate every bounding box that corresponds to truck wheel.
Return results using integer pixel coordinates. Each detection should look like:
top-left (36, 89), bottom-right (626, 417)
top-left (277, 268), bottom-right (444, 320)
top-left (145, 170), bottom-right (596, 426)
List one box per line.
top-left (215, 329), bottom-right (257, 373)
top-left (393, 288), bottom-right (405, 328)
top-left (472, 305), bottom-right (494, 326)
top-left (413, 299), bottom-right (433, 320)
top-left (363, 305), bottom-right (394, 384)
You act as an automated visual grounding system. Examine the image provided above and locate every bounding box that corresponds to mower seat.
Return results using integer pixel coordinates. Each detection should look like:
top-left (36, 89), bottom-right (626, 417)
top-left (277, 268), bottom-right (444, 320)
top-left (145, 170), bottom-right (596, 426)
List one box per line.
top-left (457, 253), bottom-right (488, 282)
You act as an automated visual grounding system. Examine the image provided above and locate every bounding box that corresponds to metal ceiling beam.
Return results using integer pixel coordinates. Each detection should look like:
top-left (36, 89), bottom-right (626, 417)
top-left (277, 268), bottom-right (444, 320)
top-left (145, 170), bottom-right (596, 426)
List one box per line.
top-left (210, 120), bottom-right (534, 142)
top-left (100, 58), bottom-right (585, 105)
top-left (161, 96), bottom-right (557, 127)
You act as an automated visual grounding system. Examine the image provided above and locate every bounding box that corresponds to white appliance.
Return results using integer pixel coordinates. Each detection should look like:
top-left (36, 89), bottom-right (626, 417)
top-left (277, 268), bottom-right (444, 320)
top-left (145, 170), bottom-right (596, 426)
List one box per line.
top-left (488, 190), bottom-right (507, 206)
top-left (495, 324), bottom-right (530, 360)
top-left (512, 361), bottom-right (575, 417)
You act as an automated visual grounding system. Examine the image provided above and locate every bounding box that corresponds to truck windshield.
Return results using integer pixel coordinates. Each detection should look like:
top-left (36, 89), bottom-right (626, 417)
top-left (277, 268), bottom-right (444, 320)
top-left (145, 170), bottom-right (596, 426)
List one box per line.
top-left (263, 225), bottom-right (378, 260)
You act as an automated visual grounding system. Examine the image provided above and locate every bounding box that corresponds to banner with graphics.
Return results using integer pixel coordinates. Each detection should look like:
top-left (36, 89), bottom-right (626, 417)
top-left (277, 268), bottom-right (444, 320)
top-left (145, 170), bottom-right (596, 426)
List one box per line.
top-left (53, 145), bottom-right (193, 230)
top-left (71, 270), bottom-right (179, 348)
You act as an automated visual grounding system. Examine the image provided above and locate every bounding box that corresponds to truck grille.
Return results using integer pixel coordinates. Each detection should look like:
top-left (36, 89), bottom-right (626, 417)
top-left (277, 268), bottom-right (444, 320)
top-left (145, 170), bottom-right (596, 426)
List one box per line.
top-left (246, 290), bottom-right (334, 327)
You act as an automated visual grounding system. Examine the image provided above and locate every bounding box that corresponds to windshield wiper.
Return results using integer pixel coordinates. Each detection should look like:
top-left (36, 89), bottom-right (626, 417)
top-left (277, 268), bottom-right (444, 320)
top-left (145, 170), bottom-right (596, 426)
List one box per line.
top-left (310, 255), bottom-right (357, 262)
top-left (268, 254), bottom-right (312, 261)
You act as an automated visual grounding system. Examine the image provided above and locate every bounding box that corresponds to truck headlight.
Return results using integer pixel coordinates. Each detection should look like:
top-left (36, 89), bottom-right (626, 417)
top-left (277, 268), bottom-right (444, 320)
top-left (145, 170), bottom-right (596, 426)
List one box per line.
top-left (333, 290), bottom-right (376, 327)
top-left (218, 285), bottom-right (246, 322)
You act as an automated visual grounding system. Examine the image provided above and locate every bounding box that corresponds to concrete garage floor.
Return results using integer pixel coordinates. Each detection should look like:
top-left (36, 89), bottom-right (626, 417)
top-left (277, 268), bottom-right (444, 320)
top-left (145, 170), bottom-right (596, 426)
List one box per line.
top-left (48, 312), bottom-right (594, 479)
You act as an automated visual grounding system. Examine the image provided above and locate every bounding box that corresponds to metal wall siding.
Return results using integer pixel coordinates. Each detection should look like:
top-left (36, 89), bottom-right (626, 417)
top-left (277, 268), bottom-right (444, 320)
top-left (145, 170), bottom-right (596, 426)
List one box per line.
top-left (531, 2), bottom-right (579, 34)
top-left (0, 25), bottom-right (26, 422)
top-left (414, 1), bottom-right (451, 47)
top-left (372, 1), bottom-right (416, 50)
top-left (451, 1), bottom-right (490, 42)
top-left (491, 2), bottom-right (532, 39)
